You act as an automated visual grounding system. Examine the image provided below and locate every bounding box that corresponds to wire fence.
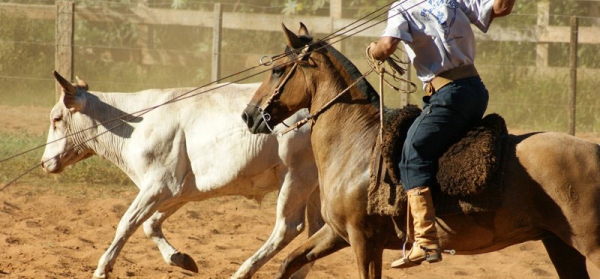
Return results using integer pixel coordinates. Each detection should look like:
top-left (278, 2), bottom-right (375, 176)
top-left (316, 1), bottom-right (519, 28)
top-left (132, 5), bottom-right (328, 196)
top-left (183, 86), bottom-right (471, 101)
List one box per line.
top-left (0, 0), bottom-right (599, 135)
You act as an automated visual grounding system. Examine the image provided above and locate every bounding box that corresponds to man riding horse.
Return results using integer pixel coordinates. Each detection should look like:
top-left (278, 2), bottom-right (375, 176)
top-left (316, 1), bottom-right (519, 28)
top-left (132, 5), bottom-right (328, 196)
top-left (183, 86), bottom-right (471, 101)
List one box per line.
top-left (368, 0), bottom-right (516, 268)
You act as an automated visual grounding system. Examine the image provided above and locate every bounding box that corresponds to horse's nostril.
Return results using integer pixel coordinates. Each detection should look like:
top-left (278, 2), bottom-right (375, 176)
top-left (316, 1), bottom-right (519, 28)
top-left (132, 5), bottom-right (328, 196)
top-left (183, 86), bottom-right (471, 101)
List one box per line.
top-left (241, 111), bottom-right (253, 127)
top-left (40, 160), bottom-right (45, 168)
top-left (241, 111), bottom-right (248, 123)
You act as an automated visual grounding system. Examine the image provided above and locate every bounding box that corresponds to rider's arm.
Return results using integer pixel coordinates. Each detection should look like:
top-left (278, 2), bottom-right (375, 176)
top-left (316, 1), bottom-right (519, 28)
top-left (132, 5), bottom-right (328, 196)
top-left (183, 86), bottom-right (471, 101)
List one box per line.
top-left (460, 0), bottom-right (515, 32)
top-left (369, 2), bottom-right (407, 62)
top-left (369, 37), bottom-right (401, 62)
top-left (492, 0), bottom-right (515, 18)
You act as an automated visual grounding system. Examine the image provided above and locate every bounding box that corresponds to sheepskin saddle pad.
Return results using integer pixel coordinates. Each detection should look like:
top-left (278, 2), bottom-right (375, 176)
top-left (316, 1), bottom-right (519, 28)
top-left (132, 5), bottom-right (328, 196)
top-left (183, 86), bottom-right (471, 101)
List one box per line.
top-left (367, 105), bottom-right (509, 217)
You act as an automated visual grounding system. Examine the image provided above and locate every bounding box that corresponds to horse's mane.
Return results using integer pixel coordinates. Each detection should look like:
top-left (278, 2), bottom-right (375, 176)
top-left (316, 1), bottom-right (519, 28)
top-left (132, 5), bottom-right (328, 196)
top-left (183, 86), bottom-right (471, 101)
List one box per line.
top-left (320, 41), bottom-right (380, 108)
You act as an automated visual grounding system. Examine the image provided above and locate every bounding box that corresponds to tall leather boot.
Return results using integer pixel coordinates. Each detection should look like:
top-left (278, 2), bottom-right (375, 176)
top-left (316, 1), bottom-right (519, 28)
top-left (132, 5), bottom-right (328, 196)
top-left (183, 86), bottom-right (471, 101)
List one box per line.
top-left (391, 186), bottom-right (442, 268)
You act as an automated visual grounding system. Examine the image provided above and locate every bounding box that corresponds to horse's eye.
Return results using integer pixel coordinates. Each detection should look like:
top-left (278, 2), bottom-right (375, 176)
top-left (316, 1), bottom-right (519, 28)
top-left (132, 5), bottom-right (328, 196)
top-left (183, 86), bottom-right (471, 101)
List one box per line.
top-left (53, 116), bottom-right (62, 124)
top-left (272, 66), bottom-right (285, 77)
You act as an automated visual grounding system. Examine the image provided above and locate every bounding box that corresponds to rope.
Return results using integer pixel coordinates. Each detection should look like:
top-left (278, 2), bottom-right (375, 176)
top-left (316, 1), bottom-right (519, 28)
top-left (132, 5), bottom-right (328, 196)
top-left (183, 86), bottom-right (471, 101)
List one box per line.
top-left (1, 0), bottom-right (424, 189)
top-left (1, 1), bottom-right (399, 165)
top-left (278, 68), bottom-right (375, 136)
top-left (365, 44), bottom-right (417, 95)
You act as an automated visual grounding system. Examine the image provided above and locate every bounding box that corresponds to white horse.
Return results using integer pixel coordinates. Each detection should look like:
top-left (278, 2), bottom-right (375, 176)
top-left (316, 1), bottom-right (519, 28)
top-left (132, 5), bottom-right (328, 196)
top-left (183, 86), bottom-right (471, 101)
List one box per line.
top-left (41, 71), bottom-right (321, 279)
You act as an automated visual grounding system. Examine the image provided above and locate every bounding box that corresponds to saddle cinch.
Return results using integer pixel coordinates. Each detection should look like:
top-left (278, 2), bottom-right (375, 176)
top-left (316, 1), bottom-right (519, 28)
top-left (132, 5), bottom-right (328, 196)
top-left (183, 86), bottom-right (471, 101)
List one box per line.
top-left (367, 105), bottom-right (509, 217)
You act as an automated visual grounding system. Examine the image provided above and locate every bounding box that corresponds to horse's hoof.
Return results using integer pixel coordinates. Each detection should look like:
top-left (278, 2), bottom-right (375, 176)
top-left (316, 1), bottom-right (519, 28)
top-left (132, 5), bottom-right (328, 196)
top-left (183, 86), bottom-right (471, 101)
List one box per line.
top-left (181, 253), bottom-right (199, 273)
top-left (171, 252), bottom-right (199, 273)
top-left (92, 271), bottom-right (108, 279)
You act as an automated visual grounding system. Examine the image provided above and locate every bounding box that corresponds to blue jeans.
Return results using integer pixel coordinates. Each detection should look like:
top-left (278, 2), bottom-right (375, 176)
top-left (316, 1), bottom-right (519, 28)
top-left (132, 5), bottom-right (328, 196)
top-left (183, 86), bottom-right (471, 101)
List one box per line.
top-left (400, 76), bottom-right (489, 190)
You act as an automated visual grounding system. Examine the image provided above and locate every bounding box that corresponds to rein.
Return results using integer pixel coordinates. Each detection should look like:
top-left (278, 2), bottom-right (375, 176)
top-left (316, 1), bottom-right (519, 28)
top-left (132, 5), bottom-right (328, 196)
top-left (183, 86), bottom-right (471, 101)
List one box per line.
top-left (259, 63), bottom-right (300, 112)
top-left (266, 44), bottom-right (417, 137)
top-left (365, 45), bottom-right (417, 95)
top-left (278, 68), bottom-right (374, 136)
top-left (259, 44), bottom-right (375, 136)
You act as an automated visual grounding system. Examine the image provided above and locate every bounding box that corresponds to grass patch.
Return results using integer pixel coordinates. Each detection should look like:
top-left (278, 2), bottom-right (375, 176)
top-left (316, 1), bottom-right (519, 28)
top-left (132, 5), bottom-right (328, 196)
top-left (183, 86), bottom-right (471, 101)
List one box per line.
top-left (0, 131), bottom-right (134, 192)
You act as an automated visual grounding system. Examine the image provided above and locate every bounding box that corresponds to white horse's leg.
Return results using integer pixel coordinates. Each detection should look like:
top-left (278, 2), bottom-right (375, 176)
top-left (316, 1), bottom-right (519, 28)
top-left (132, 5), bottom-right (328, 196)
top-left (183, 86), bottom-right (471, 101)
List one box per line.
top-left (143, 202), bottom-right (198, 272)
top-left (93, 184), bottom-right (170, 279)
top-left (232, 177), bottom-right (319, 279)
top-left (288, 187), bottom-right (323, 279)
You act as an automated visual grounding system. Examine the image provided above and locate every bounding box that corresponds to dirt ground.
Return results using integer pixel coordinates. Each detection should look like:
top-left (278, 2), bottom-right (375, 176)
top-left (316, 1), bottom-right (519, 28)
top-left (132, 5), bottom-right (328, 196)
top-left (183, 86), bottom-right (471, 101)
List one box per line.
top-left (1, 105), bottom-right (600, 279)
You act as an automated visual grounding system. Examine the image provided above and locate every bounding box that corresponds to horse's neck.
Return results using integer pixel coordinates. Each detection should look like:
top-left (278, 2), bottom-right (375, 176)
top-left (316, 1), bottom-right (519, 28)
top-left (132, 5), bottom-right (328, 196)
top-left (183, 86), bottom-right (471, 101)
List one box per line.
top-left (309, 69), bottom-right (380, 183)
top-left (82, 90), bottom-right (178, 170)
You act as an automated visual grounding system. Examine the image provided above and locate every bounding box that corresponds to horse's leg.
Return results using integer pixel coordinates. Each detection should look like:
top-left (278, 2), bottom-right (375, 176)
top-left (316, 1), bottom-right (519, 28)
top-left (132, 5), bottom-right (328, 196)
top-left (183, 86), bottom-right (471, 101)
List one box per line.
top-left (348, 226), bottom-right (384, 279)
top-left (275, 224), bottom-right (348, 279)
top-left (232, 174), bottom-right (320, 279)
top-left (142, 202), bottom-right (198, 272)
top-left (289, 187), bottom-right (324, 279)
top-left (542, 236), bottom-right (590, 279)
top-left (306, 187), bottom-right (324, 236)
top-left (93, 183), bottom-right (171, 279)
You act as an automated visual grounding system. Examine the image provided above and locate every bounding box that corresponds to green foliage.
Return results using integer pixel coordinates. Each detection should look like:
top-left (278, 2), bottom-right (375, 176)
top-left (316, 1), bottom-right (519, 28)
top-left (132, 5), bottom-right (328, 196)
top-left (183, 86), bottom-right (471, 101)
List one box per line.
top-left (348, 0), bottom-right (396, 18)
top-left (548, 43), bottom-right (600, 69)
top-left (0, 11), bottom-right (54, 106)
top-left (280, 0), bottom-right (328, 15)
top-left (550, 0), bottom-right (600, 26)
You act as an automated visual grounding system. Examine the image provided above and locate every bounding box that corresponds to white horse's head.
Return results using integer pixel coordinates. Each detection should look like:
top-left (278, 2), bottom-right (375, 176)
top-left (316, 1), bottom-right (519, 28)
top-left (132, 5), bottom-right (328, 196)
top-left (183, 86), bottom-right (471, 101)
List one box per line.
top-left (40, 71), bottom-right (94, 173)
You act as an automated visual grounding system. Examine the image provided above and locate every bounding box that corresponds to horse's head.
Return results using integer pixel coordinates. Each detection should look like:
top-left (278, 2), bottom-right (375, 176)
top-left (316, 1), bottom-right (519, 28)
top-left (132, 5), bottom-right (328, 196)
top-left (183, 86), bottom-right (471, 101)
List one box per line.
top-left (41, 71), bottom-right (94, 173)
top-left (242, 23), bottom-right (320, 134)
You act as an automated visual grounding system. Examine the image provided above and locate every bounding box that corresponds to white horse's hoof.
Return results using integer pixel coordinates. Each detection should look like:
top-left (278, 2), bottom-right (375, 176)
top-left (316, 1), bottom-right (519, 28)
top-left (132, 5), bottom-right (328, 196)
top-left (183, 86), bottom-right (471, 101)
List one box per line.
top-left (171, 252), bottom-right (199, 273)
top-left (92, 268), bottom-right (109, 279)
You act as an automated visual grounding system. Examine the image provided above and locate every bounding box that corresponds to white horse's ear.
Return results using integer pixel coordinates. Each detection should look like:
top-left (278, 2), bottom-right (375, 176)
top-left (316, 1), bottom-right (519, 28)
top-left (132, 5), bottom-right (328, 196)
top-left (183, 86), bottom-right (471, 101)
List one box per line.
top-left (62, 92), bottom-right (85, 112)
top-left (54, 71), bottom-right (85, 112)
top-left (298, 22), bottom-right (309, 37)
top-left (53, 71), bottom-right (75, 95)
top-left (282, 23), bottom-right (304, 49)
top-left (75, 76), bottom-right (89, 90)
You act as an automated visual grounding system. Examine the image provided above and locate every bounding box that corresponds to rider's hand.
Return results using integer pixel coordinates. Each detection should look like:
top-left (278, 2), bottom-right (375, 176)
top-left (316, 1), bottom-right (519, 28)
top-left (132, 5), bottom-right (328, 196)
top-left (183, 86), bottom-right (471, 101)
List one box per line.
top-left (368, 41), bottom-right (378, 58)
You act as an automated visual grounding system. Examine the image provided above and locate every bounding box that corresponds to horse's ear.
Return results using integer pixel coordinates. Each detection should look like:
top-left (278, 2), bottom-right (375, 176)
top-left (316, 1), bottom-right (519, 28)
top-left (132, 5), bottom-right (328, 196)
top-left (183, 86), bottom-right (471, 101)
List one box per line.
top-left (282, 23), bottom-right (304, 49)
top-left (75, 76), bottom-right (89, 90)
top-left (53, 71), bottom-right (85, 112)
top-left (298, 22), bottom-right (309, 37)
top-left (53, 71), bottom-right (75, 95)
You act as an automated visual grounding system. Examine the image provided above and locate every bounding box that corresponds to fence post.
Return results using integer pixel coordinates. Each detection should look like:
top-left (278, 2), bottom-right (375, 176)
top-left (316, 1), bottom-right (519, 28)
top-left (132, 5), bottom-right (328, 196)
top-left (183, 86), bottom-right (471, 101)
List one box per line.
top-left (568, 16), bottom-right (578, 136)
top-left (330, 0), bottom-right (343, 52)
top-left (536, 2), bottom-right (549, 68)
top-left (136, 0), bottom-right (150, 76)
top-left (55, 0), bottom-right (74, 100)
top-left (212, 3), bottom-right (222, 82)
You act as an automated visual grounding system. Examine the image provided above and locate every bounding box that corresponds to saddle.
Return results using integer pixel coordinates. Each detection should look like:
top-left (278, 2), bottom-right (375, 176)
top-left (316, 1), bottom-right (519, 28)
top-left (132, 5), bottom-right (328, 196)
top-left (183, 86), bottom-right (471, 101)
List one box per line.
top-left (367, 105), bottom-right (509, 217)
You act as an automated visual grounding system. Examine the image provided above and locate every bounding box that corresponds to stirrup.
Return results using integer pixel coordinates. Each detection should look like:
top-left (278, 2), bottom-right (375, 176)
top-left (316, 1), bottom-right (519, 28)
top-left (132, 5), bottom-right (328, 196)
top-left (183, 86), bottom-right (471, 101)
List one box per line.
top-left (425, 247), bottom-right (442, 263)
top-left (390, 246), bottom-right (442, 269)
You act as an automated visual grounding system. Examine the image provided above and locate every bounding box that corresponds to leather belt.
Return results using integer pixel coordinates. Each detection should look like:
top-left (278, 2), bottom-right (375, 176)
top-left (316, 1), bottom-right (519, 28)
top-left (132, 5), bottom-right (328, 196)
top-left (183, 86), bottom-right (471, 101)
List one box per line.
top-left (425, 64), bottom-right (479, 96)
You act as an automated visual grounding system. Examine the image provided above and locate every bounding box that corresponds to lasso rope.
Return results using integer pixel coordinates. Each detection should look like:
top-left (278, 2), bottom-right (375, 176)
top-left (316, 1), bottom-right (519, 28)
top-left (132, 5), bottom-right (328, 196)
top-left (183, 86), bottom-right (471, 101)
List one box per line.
top-left (1, 0), bottom-right (425, 189)
top-left (365, 45), bottom-right (417, 95)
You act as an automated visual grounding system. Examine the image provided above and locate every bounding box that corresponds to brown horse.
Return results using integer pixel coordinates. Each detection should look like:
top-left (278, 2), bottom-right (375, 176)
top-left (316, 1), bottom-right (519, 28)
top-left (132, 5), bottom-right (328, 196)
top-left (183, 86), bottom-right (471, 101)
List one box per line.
top-left (241, 23), bottom-right (600, 279)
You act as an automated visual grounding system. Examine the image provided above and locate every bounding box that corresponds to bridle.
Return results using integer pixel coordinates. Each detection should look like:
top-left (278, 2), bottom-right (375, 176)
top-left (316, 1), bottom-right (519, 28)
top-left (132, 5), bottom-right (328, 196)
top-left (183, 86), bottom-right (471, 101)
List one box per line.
top-left (257, 43), bottom-right (375, 137)
top-left (255, 41), bottom-right (417, 137)
top-left (259, 45), bottom-right (309, 112)
top-left (253, 45), bottom-right (311, 133)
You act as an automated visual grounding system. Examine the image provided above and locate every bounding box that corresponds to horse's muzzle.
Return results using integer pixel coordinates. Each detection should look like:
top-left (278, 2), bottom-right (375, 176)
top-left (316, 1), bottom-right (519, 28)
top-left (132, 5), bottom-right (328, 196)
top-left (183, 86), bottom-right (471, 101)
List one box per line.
top-left (241, 105), bottom-right (272, 134)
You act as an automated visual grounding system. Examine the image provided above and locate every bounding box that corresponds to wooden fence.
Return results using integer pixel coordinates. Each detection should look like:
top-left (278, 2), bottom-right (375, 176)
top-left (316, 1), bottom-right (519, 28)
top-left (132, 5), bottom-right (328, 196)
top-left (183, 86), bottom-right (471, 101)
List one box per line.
top-left (1, 1), bottom-right (598, 134)
top-left (3, 1), bottom-right (599, 75)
